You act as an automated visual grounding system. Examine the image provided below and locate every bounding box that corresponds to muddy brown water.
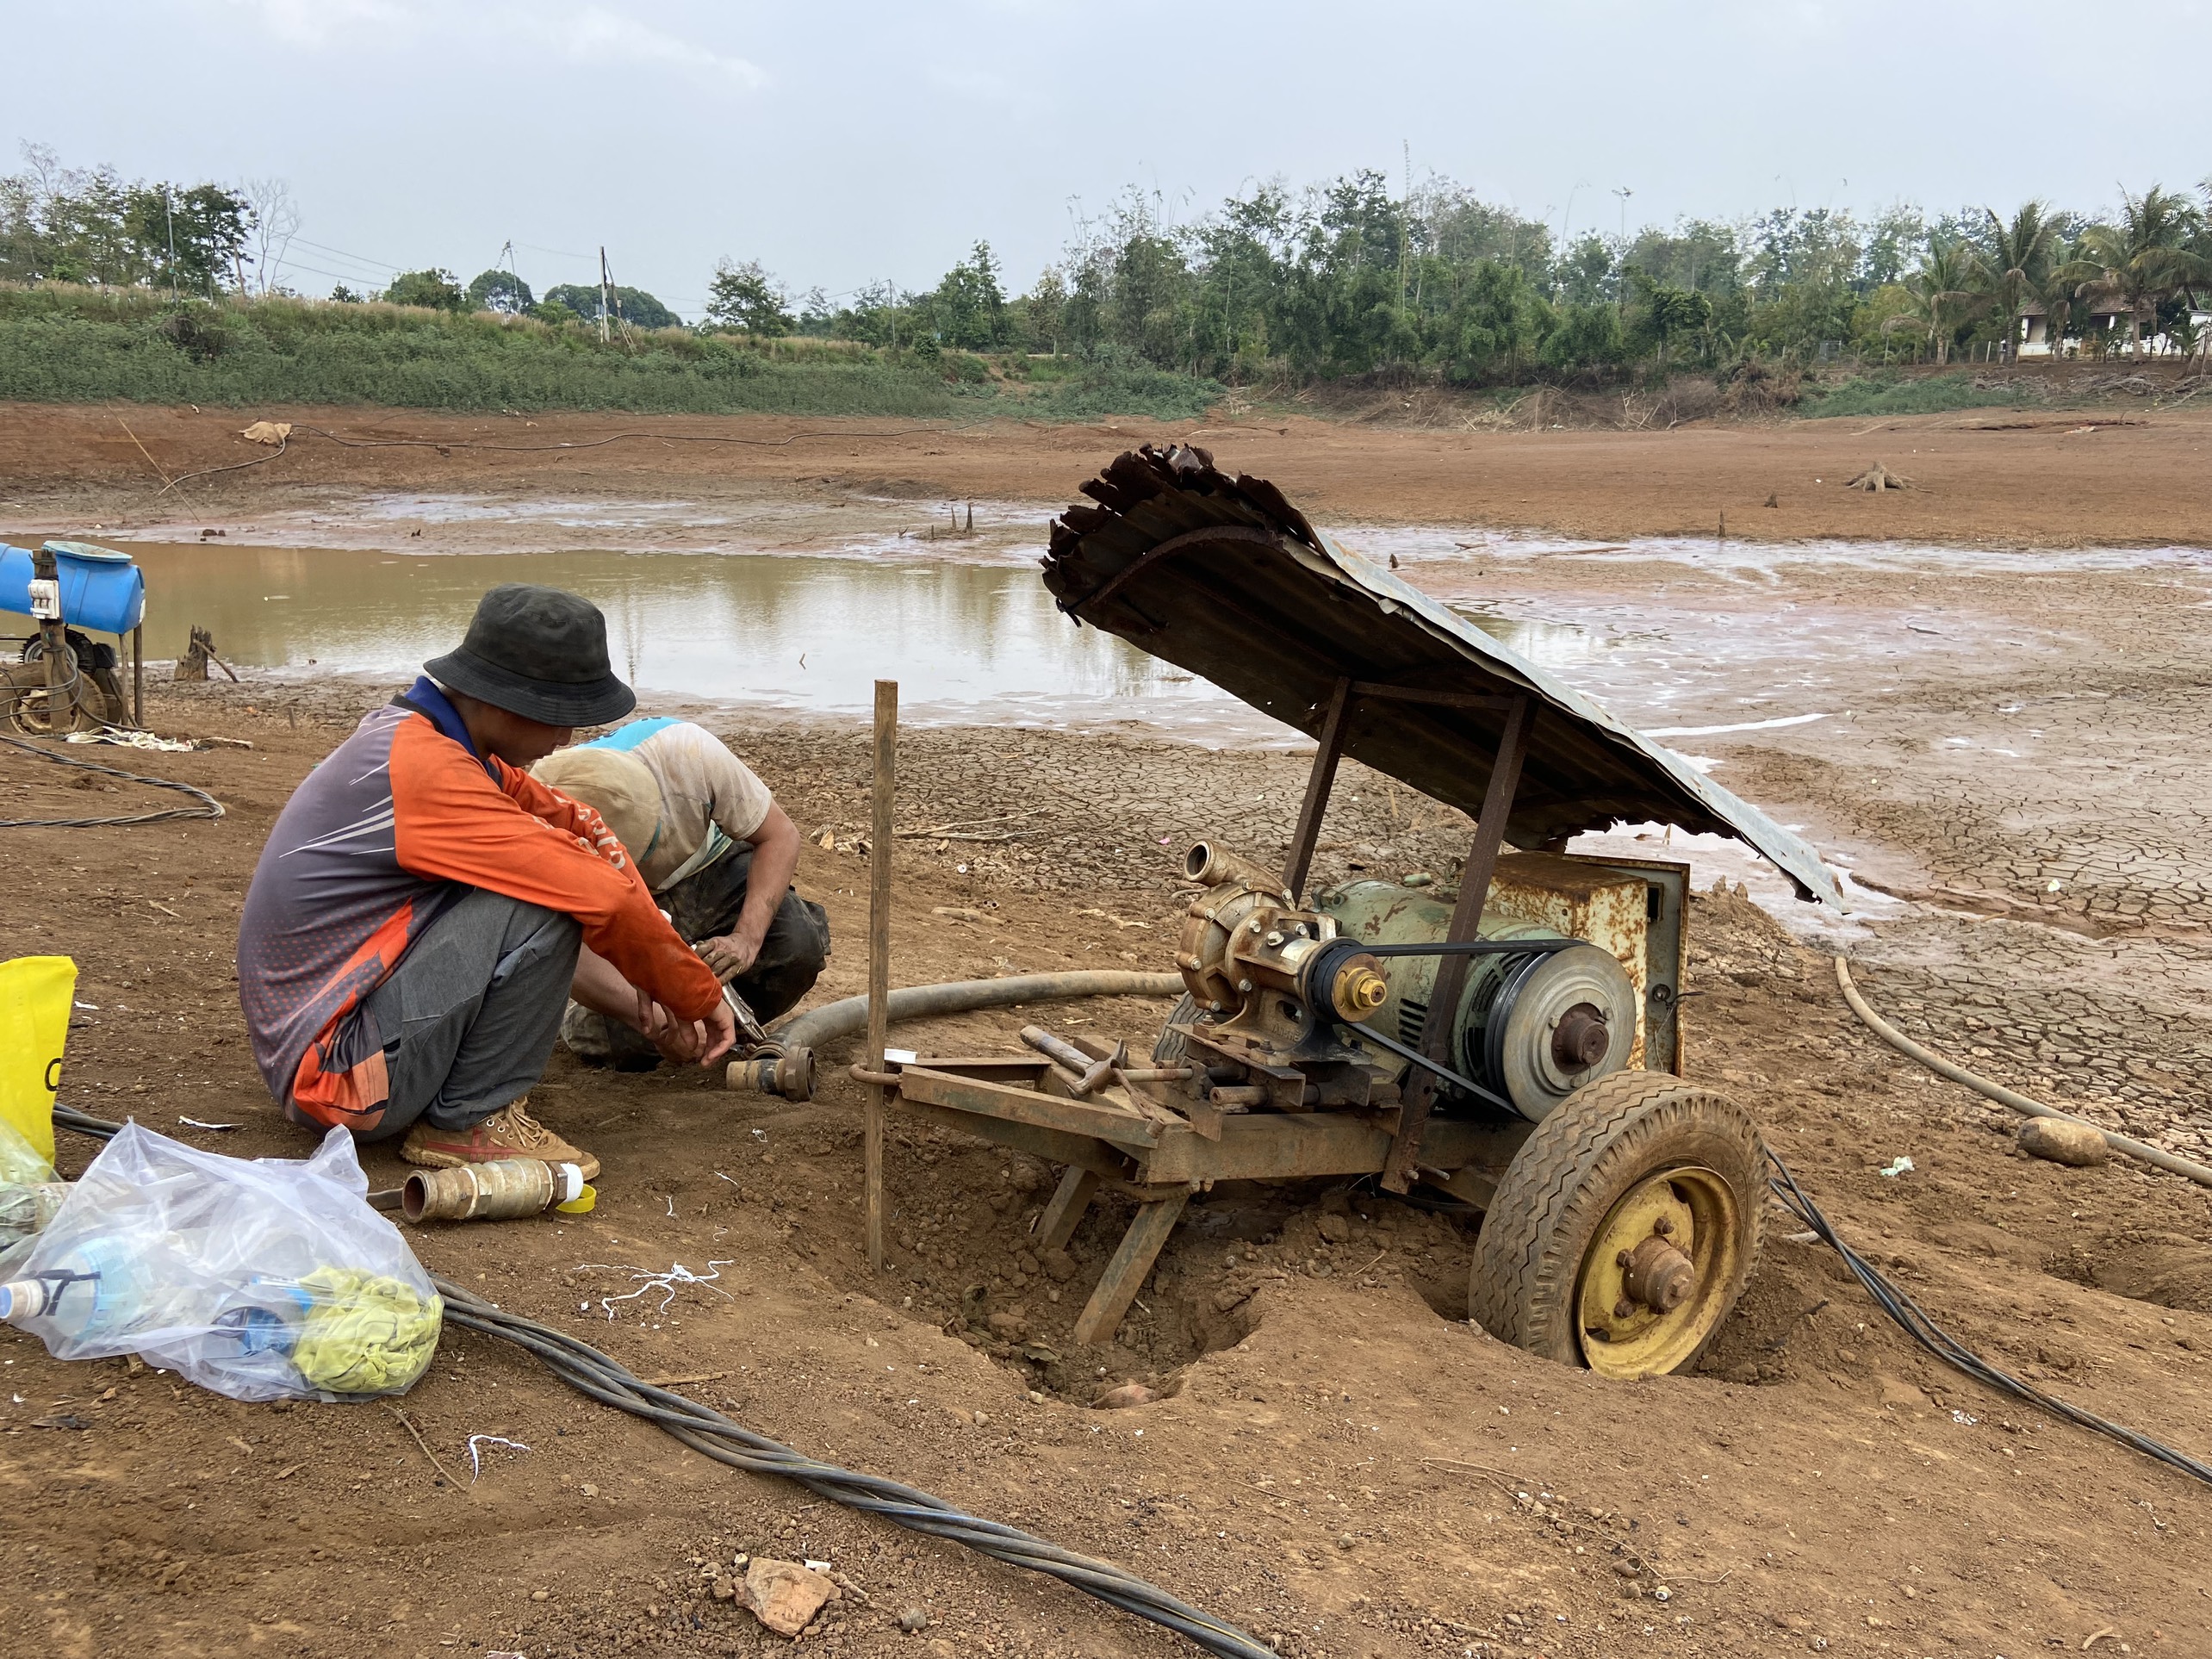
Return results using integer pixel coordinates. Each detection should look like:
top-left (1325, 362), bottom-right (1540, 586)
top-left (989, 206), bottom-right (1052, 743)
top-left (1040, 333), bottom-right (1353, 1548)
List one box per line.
top-left (83, 539), bottom-right (1601, 738)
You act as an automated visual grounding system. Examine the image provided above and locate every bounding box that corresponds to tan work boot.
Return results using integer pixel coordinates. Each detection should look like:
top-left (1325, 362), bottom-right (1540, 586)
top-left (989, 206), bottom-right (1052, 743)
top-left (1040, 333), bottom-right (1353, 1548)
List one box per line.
top-left (400, 1097), bottom-right (600, 1181)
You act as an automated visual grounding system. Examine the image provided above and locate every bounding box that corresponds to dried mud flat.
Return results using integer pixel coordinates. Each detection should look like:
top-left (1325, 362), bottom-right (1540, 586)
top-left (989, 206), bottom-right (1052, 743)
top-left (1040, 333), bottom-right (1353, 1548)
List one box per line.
top-left (4, 413), bottom-right (2212, 1659)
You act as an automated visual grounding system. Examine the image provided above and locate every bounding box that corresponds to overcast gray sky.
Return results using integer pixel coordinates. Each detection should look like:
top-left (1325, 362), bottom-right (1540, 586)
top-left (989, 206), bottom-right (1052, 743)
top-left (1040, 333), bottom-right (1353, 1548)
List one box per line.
top-left (14, 0), bottom-right (2212, 317)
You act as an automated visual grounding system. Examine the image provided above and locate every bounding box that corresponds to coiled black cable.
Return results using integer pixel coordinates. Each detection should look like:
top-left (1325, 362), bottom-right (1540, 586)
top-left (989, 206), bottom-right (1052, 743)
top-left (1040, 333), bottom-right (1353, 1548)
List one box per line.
top-left (45, 1102), bottom-right (1271, 1658)
top-left (432, 1282), bottom-right (1275, 1657)
top-left (0, 731), bottom-right (226, 828)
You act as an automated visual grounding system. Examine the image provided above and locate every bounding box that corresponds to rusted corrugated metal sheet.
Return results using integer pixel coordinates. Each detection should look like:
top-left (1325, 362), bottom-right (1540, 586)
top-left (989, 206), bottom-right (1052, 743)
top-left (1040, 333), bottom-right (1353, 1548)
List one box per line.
top-left (1041, 444), bottom-right (1841, 905)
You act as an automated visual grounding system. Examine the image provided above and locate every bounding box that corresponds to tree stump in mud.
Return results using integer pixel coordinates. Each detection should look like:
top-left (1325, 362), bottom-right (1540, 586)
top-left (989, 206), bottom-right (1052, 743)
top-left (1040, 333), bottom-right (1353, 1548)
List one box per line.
top-left (1844, 462), bottom-right (1911, 492)
top-left (175, 625), bottom-right (214, 680)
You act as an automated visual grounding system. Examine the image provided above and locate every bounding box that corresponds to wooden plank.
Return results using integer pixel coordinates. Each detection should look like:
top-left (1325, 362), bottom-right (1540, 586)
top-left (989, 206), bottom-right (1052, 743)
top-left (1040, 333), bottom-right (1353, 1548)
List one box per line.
top-left (904, 1056), bottom-right (1054, 1084)
top-left (1419, 1164), bottom-right (1501, 1209)
top-left (1035, 1166), bottom-right (1099, 1252)
top-left (1283, 675), bottom-right (1353, 902)
top-left (1383, 693), bottom-right (1533, 1195)
top-left (1140, 1111), bottom-right (1394, 1184)
top-left (865, 679), bottom-right (898, 1273)
top-left (1072, 1192), bottom-right (1190, 1346)
top-left (897, 1066), bottom-right (1161, 1149)
top-left (891, 1098), bottom-right (1131, 1181)
top-left (1138, 1108), bottom-right (1527, 1185)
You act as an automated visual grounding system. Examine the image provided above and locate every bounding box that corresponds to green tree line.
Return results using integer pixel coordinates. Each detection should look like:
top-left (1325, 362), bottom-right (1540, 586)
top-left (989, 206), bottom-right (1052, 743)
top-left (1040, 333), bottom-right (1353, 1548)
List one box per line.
top-left (718, 177), bottom-right (2212, 382)
top-left (7, 138), bottom-right (2212, 391)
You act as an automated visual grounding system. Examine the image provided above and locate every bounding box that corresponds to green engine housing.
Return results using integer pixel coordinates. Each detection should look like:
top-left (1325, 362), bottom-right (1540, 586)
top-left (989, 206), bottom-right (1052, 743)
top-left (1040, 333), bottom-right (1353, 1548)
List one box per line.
top-left (1314, 879), bottom-right (1638, 1120)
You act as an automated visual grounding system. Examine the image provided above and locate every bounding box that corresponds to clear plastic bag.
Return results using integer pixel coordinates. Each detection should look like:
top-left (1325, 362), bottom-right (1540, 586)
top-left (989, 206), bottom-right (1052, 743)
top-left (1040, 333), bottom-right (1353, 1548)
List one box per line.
top-left (0, 1122), bottom-right (441, 1401)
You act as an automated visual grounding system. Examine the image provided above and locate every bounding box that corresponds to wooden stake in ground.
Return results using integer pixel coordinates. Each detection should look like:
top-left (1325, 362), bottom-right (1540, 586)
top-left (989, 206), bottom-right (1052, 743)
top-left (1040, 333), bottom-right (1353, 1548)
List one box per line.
top-left (864, 679), bottom-right (897, 1274)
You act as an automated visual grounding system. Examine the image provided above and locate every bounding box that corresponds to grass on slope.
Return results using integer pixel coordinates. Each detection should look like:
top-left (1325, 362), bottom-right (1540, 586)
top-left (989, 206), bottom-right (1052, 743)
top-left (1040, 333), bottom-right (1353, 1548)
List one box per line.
top-left (0, 286), bottom-right (1220, 421)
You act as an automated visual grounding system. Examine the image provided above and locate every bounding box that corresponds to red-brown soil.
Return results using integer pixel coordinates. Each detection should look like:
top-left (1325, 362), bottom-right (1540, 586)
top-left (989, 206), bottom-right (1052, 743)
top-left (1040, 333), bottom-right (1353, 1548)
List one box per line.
top-left (4, 393), bottom-right (2212, 550)
top-left (3, 400), bottom-right (2211, 1659)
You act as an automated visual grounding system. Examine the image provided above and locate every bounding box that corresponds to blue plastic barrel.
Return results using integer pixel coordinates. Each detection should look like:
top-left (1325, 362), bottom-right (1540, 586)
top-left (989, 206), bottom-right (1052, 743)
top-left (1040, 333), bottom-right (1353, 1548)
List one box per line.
top-left (0, 541), bottom-right (146, 634)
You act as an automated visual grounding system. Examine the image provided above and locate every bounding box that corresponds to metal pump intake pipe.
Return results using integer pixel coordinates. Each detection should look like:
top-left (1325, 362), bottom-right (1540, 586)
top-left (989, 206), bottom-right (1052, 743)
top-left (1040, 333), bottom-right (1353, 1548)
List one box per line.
top-left (726, 970), bottom-right (1184, 1100)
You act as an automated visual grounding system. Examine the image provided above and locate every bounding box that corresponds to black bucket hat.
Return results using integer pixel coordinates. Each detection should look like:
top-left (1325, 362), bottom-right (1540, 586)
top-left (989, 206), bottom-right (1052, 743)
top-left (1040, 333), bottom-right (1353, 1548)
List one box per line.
top-left (424, 583), bottom-right (636, 727)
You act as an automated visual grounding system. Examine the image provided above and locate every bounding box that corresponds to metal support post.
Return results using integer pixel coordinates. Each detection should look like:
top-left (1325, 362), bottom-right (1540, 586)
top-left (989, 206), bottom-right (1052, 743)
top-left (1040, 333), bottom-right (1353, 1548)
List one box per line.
top-left (1381, 693), bottom-right (1535, 1192)
top-left (1283, 675), bottom-right (1353, 900)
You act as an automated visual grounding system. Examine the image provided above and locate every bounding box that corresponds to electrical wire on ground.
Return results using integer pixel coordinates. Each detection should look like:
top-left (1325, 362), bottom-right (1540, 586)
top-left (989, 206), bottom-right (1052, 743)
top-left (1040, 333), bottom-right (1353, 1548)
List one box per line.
top-left (432, 1282), bottom-right (1274, 1659)
top-left (1833, 954), bottom-right (2212, 1190)
top-left (158, 434), bottom-right (288, 494)
top-left (1762, 1142), bottom-right (2212, 1490)
top-left (0, 731), bottom-right (226, 828)
top-left (42, 1100), bottom-right (2211, 1636)
top-left (41, 1101), bottom-right (1270, 1659)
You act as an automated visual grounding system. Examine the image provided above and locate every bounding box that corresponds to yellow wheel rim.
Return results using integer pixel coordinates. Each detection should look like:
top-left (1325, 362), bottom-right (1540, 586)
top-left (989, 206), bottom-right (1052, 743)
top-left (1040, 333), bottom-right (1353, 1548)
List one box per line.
top-left (1574, 1166), bottom-right (1744, 1379)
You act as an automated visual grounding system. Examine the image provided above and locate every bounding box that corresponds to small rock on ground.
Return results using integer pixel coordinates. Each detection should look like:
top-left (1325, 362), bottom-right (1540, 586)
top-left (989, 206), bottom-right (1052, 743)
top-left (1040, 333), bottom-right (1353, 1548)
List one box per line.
top-left (2018, 1116), bottom-right (2110, 1167)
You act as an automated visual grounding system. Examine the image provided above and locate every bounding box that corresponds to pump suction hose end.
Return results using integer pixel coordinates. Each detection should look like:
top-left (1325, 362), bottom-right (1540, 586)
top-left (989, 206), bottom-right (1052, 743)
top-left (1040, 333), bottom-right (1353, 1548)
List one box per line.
top-left (725, 971), bottom-right (1184, 1101)
top-left (728, 1045), bottom-right (815, 1102)
top-left (400, 1158), bottom-right (587, 1223)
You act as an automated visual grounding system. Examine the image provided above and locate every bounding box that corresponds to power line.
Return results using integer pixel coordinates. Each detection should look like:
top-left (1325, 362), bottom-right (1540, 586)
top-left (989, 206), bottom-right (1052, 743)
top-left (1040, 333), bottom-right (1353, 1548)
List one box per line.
top-left (287, 235), bottom-right (402, 275)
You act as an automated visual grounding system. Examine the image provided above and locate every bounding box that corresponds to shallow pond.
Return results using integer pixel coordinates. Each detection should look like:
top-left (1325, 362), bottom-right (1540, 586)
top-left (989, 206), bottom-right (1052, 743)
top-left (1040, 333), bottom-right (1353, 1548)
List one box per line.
top-left (98, 541), bottom-right (1586, 738)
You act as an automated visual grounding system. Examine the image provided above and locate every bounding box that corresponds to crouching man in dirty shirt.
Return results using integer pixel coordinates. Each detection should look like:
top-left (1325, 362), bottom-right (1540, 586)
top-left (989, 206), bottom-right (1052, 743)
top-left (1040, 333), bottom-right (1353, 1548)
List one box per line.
top-left (236, 584), bottom-right (736, 1180)
top-left (532, 721), bottom-right (829, 1069)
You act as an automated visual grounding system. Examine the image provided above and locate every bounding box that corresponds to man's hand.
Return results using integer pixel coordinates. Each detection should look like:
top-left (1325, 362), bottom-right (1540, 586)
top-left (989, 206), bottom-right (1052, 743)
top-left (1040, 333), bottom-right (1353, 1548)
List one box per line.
top-left (647, 997), bottom-right (737, 1066)
top-left (697, 927), bottom-right (764, 984)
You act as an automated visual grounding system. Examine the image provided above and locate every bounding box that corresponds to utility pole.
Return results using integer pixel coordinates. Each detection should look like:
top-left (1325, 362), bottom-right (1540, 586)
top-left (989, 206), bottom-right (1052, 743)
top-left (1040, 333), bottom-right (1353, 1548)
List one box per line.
top-left (598, 245), bottom-right (613, 344)
top-left (163, 185), bottom-right (179, 302)
top-left (1612, 187), bottom-right (1633, 312)
top-left (1397, 139), bottom-right (1411, 326)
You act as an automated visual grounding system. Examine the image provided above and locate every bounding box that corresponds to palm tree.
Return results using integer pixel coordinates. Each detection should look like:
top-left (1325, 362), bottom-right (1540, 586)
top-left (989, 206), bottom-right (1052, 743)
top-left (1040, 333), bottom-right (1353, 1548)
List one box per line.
top-left (2059, 186), bottom-right (2212, 357)
top-left (1884, 238), bottom-right (1979, 364)
top-left (2028, 239), bottom-right (2081, 359)
top-left (1974, 202), bottom-right (2056, 365)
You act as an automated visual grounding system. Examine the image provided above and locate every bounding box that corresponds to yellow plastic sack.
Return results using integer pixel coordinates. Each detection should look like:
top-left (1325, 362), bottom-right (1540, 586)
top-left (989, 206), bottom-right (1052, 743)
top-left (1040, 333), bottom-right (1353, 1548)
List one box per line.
top-left (0, 956), bottom-right (75, 1178)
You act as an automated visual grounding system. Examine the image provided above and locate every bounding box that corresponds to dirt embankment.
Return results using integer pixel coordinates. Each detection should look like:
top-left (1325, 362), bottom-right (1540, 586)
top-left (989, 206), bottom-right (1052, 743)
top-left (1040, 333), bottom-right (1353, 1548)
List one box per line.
top-left (7, 396), bottom-right (2212, 550)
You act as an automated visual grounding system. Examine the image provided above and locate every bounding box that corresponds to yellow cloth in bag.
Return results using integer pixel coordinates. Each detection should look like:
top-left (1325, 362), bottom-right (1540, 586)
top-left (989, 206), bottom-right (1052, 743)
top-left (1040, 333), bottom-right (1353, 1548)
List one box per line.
top-left (0, 956), bottom-right (77, 1178)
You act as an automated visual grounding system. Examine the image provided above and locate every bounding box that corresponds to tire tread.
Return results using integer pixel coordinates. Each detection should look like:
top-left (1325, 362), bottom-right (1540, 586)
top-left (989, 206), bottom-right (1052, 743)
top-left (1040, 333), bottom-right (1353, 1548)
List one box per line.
top-left (1468, 1072), bottom-right (1763, 1369)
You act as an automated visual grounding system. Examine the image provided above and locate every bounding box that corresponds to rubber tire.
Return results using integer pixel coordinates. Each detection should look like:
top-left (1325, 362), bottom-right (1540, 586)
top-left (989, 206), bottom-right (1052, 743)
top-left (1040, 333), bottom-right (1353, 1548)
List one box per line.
top-left (1153, 992), bottom-right (1200, 1065)
top-left (1467, 1071), bottom-right (1764, 1374)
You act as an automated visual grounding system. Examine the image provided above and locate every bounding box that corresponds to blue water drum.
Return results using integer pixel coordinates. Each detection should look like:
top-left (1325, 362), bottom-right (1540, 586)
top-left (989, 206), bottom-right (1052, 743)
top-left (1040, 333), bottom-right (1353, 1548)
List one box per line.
top-left (0, 541), bottom-right (146, 634)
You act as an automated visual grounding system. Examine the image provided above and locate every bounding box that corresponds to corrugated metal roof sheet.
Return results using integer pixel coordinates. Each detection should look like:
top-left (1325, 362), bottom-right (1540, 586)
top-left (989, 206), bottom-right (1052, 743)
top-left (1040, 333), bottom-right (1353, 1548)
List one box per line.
top-left (1041, 444), bottom-right (1841, 906)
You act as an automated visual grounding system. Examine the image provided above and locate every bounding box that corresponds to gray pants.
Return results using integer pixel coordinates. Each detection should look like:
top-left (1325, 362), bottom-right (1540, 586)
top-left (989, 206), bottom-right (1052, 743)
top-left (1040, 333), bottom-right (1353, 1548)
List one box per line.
top-left (357, 886), bottom-right (582, 1140)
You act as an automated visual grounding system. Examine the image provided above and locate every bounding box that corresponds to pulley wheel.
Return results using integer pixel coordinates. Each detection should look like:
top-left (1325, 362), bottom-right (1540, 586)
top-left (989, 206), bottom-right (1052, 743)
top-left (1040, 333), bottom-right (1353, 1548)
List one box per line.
top-left (1467, 1072), bottom-right (1762, 1379)
top-left (1479, 941), bottom-right (1637, 1119)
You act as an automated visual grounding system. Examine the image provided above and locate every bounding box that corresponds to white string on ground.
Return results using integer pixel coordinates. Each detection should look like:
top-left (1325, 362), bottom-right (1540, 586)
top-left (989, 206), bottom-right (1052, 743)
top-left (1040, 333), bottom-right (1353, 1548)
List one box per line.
top-left (465, 1434), bottom-right (531, 1482)
top-left (575, 1259), bottom-right (737, 1319)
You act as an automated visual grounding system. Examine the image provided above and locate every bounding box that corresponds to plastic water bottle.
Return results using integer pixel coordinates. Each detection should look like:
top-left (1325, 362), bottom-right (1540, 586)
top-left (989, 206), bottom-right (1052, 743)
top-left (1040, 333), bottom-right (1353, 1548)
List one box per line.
top-left (211, 1279), bottom-right (317, 1358)
top-left (0, 1235), bottom-right (156, 1341)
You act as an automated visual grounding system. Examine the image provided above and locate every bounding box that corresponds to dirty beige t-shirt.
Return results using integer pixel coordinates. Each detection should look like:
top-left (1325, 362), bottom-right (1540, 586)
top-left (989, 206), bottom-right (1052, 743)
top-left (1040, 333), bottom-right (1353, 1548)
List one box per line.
top-left (578, 718), bottom-right (773, 893)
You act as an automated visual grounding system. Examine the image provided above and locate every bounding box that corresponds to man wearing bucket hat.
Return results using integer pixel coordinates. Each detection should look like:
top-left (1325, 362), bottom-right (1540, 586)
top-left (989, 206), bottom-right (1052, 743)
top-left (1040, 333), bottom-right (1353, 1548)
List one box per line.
top-left (239, 584), bottom-right (735, 1178)
top-left (534, 720), bottom-right (828, 1069)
